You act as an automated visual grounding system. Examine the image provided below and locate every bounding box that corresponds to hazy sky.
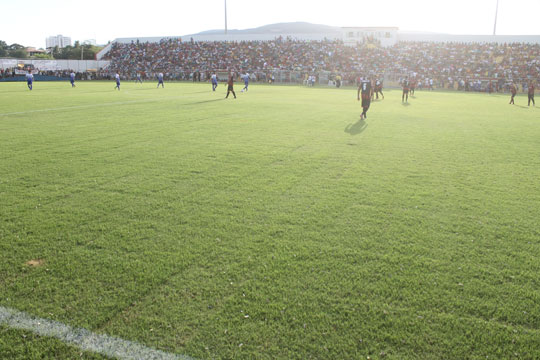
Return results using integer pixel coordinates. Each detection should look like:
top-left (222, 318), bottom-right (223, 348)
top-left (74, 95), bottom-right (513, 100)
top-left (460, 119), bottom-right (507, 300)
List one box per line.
top-left (1, 0), bottom-right (538, 48)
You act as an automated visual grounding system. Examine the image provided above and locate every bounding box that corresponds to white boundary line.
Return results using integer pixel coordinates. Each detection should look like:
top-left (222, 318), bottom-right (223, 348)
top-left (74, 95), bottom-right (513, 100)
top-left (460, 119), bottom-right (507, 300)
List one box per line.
top-left (0, 306), bottom-right (194, 360)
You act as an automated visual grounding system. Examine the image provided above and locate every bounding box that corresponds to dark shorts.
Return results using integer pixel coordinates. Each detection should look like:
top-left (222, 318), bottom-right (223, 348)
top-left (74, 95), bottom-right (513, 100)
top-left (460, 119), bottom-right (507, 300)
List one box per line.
top-left (228, 85), bottom-right (234, 91)
top-left (361, 94), bottom-right (371, 107)
top-left (403, 88), bottom-right (409, 94)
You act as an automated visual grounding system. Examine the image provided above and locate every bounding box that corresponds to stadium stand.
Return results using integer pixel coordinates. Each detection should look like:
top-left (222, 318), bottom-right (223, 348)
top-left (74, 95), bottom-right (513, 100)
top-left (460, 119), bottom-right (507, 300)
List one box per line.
top-left (103, 38), bottom-right (540, 91)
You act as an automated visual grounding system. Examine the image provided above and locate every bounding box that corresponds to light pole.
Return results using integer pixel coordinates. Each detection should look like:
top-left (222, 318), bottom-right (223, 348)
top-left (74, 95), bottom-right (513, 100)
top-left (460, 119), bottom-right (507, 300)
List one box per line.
top-left (493, 0), bottom-right (499, 35)
top-left (225, 0), bottom-right (228, 35)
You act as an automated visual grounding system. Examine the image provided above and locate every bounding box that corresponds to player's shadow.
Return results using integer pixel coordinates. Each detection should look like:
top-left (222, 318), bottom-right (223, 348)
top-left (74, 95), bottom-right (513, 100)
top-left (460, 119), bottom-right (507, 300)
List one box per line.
top-left (345, 118), bottom-right (367, 136)
top-left (402, 102), bottom-right (411, 106)
top-left (186, 99), bottom-right (223, 105)
top-left (514, 105), bottom-right (528, 109)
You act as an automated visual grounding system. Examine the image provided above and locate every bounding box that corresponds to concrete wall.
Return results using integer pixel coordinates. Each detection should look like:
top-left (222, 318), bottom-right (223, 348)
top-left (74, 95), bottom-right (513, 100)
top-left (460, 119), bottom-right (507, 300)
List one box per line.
top-left (0, 59), bottom-right (110, 71)
top-left (398, 34), bottom-right (540, 44)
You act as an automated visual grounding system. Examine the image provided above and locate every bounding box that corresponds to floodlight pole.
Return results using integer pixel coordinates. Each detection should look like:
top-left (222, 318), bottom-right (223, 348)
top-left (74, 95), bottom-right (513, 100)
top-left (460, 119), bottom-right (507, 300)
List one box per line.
top-left (493, 0), bottom-right (499, 35)
top-left (225, 0), bottom-right (228, 35)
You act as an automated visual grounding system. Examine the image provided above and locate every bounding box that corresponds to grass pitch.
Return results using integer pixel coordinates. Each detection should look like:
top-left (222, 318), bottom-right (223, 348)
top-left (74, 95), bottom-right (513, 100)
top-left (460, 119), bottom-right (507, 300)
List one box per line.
top-left (1, 81), bottom-right (540, 359)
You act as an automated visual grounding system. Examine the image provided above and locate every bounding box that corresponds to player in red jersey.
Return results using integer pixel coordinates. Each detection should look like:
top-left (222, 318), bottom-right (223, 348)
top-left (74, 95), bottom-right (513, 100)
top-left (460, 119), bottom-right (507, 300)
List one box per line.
top-left (225, 72), bottom-right (236, 99)
top-left (410, 78), bottom-right (416, 96)
top-left (373, 78), bottom-right (384, 100)
top-left (509, 83), bottom-right (517, 105)
top-left (357, 77), bottom-right (372, 119)
top-left (402, 77), bottom-right (410, 103)
top-left (528, 82), bottom-right (535, 106)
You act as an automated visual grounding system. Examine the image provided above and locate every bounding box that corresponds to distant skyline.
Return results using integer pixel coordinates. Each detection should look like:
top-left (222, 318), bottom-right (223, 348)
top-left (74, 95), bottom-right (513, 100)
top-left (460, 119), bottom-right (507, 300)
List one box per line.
top-left (0, 0), bottom-right (538, 47)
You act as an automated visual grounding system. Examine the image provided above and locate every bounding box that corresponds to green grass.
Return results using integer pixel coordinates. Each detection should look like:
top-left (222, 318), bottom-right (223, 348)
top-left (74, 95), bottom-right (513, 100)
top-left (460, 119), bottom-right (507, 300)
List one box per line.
top-left (1, 81), bottom-right (539, 359)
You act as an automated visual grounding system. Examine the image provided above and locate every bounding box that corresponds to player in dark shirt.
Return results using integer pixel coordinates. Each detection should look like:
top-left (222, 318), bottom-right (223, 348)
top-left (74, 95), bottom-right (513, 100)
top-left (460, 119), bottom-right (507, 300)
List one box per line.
top-left (410, 78), bottom-right (416, 96)
top-left (373, 78), bottom-right (384, 100)
top-left (528, 82), bottom-right (535, 106)
top-left (509, 83), bottom-right (517, 105)
top-left (225, 72), bottom-right (236, 99)
top-left (402, 77), bottom-right (410, 103)
top-left (357, 78), bottom-right (372, 119)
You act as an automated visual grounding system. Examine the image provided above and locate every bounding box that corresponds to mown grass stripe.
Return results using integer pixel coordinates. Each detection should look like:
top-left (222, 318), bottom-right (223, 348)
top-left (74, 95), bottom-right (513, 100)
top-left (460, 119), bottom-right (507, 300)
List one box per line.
top-left (0, 306), bottom-right (194, 360)
top-left (0, 98), bottom-right (183, 117)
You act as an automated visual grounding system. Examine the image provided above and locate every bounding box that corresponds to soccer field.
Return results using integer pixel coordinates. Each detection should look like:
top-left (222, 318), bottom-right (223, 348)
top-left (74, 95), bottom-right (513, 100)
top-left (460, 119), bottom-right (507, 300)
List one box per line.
top-left (1, 81), bottom-right (539, 359)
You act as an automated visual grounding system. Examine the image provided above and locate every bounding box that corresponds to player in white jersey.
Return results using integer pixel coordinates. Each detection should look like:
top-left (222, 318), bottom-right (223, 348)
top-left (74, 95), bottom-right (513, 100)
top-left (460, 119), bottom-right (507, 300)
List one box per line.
top-left (70, 72), bottom-right (76, 87)
top-left (241, 73), bottom-right (249, 92)
top-left (157, 73), bottom-right (164, 88)
top-left (26, 71), bottom-right (34, 90)
top-left (114, 73), bottom-right (121, 90)
top-left (211, 73), bottom-right (218, 91)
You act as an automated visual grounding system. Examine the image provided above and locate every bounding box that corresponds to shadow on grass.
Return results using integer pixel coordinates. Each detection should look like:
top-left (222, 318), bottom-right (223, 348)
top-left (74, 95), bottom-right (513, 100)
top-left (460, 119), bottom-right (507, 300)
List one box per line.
top-left (130, 87), bottom-right (163, 91)
top-left (402, 102), bottom-right (411, 106)
top-left (187, 90), bottom-right (215, 94)
top-left (345, 118), bottom-right (367, 136)
top-left (186, 98), bottom-right (224, 106)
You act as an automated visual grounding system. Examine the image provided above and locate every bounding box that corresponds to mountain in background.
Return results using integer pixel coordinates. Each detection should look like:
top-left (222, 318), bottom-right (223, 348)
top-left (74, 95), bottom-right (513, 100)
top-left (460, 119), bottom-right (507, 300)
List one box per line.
top-left (188, 22), bottom-right (342, 36)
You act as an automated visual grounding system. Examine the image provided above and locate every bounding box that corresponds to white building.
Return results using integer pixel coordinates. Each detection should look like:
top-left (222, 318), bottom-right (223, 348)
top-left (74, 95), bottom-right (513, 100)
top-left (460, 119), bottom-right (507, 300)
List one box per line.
top-left (82, 39), bottom-right (97, 46)
top-left (342, 27), bottom-right (398, 47)
top-left (46, 35), bottom-right (72, 49)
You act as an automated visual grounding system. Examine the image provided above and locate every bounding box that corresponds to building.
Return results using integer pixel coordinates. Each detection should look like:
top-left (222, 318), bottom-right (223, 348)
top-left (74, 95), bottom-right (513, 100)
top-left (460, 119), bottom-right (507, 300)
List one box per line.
top-left (25, 47), bottom-right (47, 57)
top-left (342, 27), bottom-right (399, 47)
top-left (46, 35), bottom-right (72, 49)
top-left (82, 39), bottom-right (97, 46)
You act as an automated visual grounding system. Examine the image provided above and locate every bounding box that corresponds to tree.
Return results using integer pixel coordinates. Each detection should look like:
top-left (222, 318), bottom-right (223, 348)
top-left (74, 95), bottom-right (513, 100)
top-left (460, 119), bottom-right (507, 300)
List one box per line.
top-left (0, 40), bottom-right (7, 57)
top-left (32, 53), bottom-right (54, 60)
top-left (8, 43), bottom-right (24, 50)
top-left (51, 44), bottom-right (103, 60)
top-left (9, 49), bottom-right (27, 58)
top-left (1, 43), bottom-right (26, 58)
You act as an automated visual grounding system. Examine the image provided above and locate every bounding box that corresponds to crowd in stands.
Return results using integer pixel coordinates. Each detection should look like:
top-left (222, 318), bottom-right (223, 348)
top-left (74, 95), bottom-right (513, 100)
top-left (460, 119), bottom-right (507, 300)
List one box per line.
top-left (104, 38), bottom-right (540, 91)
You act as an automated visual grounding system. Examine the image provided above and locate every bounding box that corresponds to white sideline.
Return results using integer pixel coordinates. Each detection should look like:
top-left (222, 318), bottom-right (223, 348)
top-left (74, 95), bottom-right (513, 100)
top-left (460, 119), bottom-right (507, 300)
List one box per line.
top-left (0, 306), bottom-right (194, 360)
